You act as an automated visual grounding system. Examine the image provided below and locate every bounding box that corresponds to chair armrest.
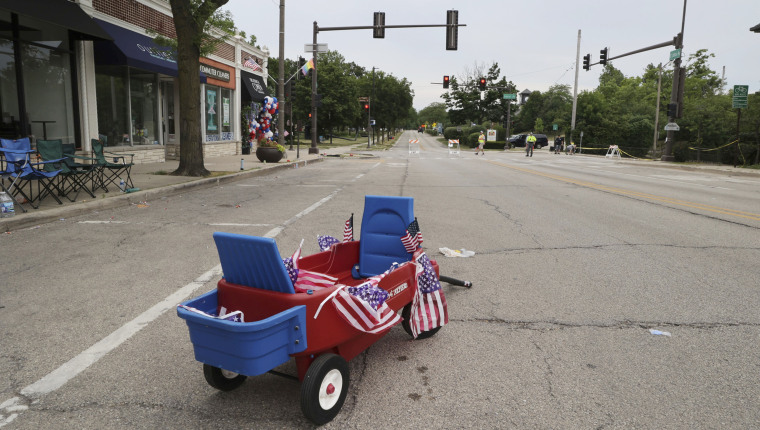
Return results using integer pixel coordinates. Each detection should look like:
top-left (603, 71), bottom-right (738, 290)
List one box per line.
top-left (63, 152), bottom-right (98, 163)
top-left (104, 150), bottom-right (135, 164)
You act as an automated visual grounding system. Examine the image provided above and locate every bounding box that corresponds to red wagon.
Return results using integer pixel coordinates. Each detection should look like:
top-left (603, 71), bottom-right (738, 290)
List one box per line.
top-left (177, 196), bottom-right (458, 424)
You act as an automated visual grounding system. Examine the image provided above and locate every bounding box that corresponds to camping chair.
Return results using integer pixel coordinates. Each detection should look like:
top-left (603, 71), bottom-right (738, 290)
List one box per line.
top-left (0, 147), bottom-right (29, 213)
top-left (0, 137), bottom-right (64, 209)
top-left (36, 139), bottom-right (96, 201)
top-left (90, 136), bottom-right (134, 192)
top-left (356, 195), bottom-right (415, 277)
top-left (62, 143), bottom-right (100, 196)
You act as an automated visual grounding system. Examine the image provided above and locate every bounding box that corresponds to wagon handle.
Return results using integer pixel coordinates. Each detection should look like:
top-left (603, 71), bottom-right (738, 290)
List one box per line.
top-left (439, 275), bottom-right (472, 288)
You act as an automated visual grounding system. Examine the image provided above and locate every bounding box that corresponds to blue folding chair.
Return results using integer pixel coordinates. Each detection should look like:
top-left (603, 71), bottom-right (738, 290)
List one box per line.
top-left (0, 138), bottom-right (64, 209)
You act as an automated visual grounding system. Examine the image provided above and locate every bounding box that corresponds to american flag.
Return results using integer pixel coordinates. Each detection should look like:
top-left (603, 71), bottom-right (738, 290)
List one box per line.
top-left (243, 57), bottom-right (262, 71)
top-left (317, 235), bottom-right (340, 251)
top-left (333, 282), bottom-right (400, 333)
top-left (294, 269), bottom-right (337, 293)
top-left (343, 214), bottom-right (354, 242)
top-left (283, 256), bottom-right (298, 284)
top-left (407, 250), bottom-right (448, 338)
top-left (401, 218), bottom-right (423, 253)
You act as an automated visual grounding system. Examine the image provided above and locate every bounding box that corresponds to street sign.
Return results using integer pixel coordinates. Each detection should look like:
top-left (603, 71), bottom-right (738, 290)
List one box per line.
top-left (669, 49), bottom-right (681, 61)
top-left (304, 43), bottom-right (328, 53)
top-left (503, 93), bottom-right (517, 100)
top-left (664, 122), bottom-right (680, 131)
top-left (358, 97), bottom-right (369, 102)
top-left (733, 85), bottom-right (749, 109)
top-left (552, 124), bottom-right (558, 131)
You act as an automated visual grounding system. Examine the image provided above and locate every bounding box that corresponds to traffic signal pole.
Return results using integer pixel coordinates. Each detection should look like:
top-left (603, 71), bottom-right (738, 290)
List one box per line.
top-left (309, 13), bottom-right (466, 153)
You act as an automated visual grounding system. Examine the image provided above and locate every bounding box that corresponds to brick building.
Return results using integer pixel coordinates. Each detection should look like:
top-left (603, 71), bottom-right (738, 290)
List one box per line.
top-left (0, 0), bottom-right (269, 163)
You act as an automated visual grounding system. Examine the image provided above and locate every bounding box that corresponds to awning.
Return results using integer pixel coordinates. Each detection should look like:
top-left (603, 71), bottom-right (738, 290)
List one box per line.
top-left (241, 70), bottom-right (269, 102)
top-left (751, 23), bottom-right (760, 33)
top-left (94, 19), bottom-right (182, 77)
top-left (0, 0), bottom-right (112, 41)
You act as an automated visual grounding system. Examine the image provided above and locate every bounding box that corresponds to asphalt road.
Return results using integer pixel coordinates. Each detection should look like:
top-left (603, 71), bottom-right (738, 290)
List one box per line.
top-left (2, 131), bottom-right (759, 429)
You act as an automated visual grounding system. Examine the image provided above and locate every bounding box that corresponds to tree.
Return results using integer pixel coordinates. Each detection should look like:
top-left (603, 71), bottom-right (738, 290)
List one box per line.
top-left (418, 102), bottom-right (449, 126)
top-left (166, 0), bottom-right (233, 177)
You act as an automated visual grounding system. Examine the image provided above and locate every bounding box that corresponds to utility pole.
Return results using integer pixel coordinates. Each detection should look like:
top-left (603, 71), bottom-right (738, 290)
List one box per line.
top-left (653, 63), bottom-right (663, 157)
top-left (571, 29), bottom-right (581, 137)
top-left (662, 0), bottom-right (687, 161)
top-left (277, 0), bottom-right (285, 147)
top-left (310, 21), bottom-right (319, 154)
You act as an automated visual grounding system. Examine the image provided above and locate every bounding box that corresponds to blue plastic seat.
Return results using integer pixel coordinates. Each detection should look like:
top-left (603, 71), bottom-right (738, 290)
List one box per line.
top-left (357, 195), bottom-right (415, 277)
top-left (213, 232), bottom-right (296, 294)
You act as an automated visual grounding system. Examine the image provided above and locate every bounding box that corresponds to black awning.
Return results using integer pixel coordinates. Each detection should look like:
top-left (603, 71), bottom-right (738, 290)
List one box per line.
top-left (751, 23), bottom-right (760, 33)
top-left (0, 0), bottom-right (112, 41)
top-left (241, 70), bottom-right (269, 102)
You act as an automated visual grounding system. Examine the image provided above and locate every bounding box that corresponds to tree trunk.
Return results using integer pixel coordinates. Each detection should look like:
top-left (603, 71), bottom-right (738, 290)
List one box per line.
top-left (169, 0), bottom-right (210, 177)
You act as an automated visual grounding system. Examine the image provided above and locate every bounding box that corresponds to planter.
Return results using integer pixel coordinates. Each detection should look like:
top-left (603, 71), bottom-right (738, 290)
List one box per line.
top-left (255, 146), bottom-right (285, 163)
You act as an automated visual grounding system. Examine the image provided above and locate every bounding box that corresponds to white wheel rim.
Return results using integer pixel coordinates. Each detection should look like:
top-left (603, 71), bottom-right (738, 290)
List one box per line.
top-left (220, 369), bottom-right (239, 379)
top-left (318, 369), bottom-right (343, 410)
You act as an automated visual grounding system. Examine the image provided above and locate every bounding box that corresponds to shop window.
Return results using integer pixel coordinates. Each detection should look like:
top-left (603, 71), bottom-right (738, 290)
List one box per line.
top-left (204, 85), bottom-right (234, 142)
top-left (130, 71), bottom-right (159, 145)
top-left (21, 38), bottom-right (74, 143)
top-left (95, 65), bottom-right (129, 146)
top-left (0, 39), bottom-right (20, 139)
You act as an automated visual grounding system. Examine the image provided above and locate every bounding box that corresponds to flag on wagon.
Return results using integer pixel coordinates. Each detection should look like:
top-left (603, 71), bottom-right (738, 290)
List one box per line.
top-left (401, 218), bottom-right (423, 253)
top-left (294, 269), bottom-right (337, 293)
top-left (178, 305), bottom-right (245, 322)
top-left (317, 235), bottom-right (340, 251)
top-left (316, 263), bottom-right (401, 334)
top-left (343, 213), bottom-right (354, 242)
top-left (408, 250), bottom-right (448, 338)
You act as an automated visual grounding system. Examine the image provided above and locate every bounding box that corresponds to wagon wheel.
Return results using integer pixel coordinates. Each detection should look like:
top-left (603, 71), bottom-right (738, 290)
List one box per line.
top-left (401, 303), bottom-right (442, 340)
top-left (203, 364), bottom-right (247, 391)
top-left (300, 354), bottom-right (349, 425)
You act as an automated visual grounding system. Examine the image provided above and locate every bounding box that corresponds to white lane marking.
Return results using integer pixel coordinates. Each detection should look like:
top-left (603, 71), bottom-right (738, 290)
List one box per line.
top-left (5, 175), bottom-right (374, 424)
top-left (78, 221), bottom-right (128, 224)
top-left (19, 265), bottom-right (222, 400)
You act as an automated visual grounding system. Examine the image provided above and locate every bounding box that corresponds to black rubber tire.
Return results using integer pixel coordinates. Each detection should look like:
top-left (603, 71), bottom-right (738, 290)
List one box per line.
top-left (401, 303), bottom-right (442, 340)
top-left (300, 354), bottom-right (349, 425)
top-left (203, 364), bottom-right (247, 391)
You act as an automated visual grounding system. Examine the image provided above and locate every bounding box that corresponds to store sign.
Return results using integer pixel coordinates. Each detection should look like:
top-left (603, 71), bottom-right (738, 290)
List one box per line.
top-left (200, 64), bottom-right (230, 82)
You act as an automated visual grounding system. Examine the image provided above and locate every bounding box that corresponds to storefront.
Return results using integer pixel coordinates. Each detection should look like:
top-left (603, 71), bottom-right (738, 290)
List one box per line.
top-left (0, 0), bottom-right (111, 144)
top-left (93, 18), bottom-right (209, 150)
top-left (200, 58), bottom-right (236, 157)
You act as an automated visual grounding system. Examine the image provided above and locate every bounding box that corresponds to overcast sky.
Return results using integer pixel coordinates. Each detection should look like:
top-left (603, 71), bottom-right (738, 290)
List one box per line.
top-left (223, 0), bottom-right (760, 111)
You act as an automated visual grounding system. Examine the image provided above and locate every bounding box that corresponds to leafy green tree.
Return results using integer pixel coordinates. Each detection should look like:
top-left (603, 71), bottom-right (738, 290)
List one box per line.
top-left (418, 102), bottom-right (449, 127)
top-left (159, 0), bottom-right (235, 176)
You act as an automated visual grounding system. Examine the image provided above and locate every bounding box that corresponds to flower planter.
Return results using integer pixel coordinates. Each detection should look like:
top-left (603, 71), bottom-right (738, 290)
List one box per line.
top-left (256, 146), bottom-right (284, 163)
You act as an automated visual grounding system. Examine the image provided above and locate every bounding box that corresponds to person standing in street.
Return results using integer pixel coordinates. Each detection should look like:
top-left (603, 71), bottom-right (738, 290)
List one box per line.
top-left (526, 132), bottom-right (536, 157)
top-left (554, 136), bottom-right (563, 154)
top-left (476, 131), bottom-right (486, 155)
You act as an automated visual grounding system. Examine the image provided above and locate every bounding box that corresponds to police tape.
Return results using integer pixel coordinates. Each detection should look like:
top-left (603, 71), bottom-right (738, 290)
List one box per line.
top-left (687, 139), bottom-right (738, 152)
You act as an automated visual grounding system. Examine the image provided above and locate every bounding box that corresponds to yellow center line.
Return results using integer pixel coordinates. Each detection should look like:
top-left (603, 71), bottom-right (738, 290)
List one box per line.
top-left (486, 160), bottom-right (760, 222)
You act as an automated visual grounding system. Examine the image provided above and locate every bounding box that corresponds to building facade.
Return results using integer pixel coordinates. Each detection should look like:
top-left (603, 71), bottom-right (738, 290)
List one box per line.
top-left (0, 0), bottom-right (269, 164)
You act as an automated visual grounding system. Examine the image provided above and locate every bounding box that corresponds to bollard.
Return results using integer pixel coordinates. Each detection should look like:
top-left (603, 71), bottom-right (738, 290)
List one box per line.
top-left (240, 158), bottom-right (244, 170)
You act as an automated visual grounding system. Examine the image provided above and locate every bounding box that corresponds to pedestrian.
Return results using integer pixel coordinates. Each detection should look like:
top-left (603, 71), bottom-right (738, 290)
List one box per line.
top-left (554, 136), bottom-right (563, 154)
top-left (476, 131), bottom-right (485, 155)
top-left (566, 141), bottom-right (575, 155)
top-left (526, 132), bottom-right (536, 157)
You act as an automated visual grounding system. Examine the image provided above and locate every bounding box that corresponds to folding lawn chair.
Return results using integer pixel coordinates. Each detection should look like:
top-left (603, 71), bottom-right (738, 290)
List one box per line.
top-left (62, 143), bottom-right (100, 196)
top-left (0, 137), bottom-right (64, 209)
top-left (36, 139), bottom-right (96, 201)
top-left (91, 136), bottom-right (134, 192)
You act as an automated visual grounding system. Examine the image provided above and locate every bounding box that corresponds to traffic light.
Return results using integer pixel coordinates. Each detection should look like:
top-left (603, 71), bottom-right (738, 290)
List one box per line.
top-left (443, 75), bottom-right (450, 89)
top-left (478, 77), bottom-right (486, 91)
top-left (285, 81), bottom-right (292, 98)
top-left (373, 12), bottom-right (385, 38)
top-left (446, 10), bottom-right (458, 50)
top-left (364, 103), bottom-right (369, 111)
top-left (582, 54), bottom-right (590, 71)
top-left (600, 48), bottom-right (608, 65)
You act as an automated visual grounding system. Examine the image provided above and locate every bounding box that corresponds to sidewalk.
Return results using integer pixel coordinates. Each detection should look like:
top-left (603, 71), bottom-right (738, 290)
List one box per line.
top-left (1, 144), bottom-right (365, 232)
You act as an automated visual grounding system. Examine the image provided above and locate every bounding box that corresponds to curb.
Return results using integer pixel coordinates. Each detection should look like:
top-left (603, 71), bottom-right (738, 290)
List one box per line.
top-left (1, 157), bottom-right (323, 232)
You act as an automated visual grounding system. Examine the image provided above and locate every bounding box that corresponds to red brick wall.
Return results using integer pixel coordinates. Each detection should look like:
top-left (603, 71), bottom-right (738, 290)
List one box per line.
top-left (93, 0), bottom-right (235, 61)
